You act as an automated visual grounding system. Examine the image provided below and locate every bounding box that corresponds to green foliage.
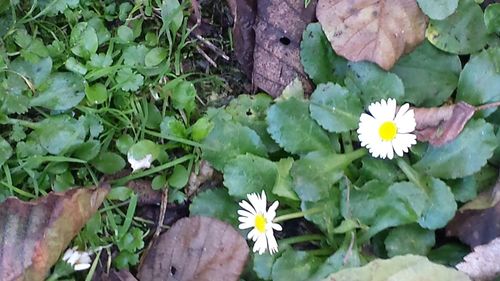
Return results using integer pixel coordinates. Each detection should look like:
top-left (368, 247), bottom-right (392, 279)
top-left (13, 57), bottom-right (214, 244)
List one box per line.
top-left (189, 188), bottom-right (239, 225)
top-left (484, 4), bottom-right (500, 34)
top-left (416, 0), bottom-right (458, 20)
top-left (272, 249), bottom-right (324, 281)
top-left (426, 0), bottom-right (488, 54)
top-left (385, 224), bottom-right (435, 257)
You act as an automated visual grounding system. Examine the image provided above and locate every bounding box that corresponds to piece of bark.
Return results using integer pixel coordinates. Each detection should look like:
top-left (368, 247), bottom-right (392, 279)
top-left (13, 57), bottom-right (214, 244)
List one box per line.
top-left (457, 237), bottom-right (500, 281)
top-left (137, 216), bottom-right (249, 281)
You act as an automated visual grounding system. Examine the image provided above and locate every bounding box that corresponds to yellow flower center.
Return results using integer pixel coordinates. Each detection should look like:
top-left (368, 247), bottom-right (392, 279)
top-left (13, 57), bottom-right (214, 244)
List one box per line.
top-left (254, 214), bottom-right (267, 233)
top-left (379, 121), bottom-right (397, 141)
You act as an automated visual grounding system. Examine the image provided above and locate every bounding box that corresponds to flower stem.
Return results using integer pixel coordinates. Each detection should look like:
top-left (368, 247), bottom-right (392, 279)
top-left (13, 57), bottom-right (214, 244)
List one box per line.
top-left (341, 132), bottom-right (353, 153)
top-left (396, 158), bottom-right (426, 190)
top-left (273, 207), bottom-right (323, 223)
top-left (476, 101), bottom-right (500, 111)
top-left (280, 234), bottom-right (324, 246)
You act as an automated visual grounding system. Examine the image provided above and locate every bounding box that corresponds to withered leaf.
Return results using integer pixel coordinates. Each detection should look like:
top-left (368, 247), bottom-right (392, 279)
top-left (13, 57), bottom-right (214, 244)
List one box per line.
top-left (137, 216), bottom-right (249, 281)
top-left (446, 175), bottom-right (500, 248)
top-left (413, 101), bottom-right (475, 146)
top-left (0, 186), bottom-right (109, 281)
top-left (317, 0), bottom-right (428, 70)
top-left (456, 237), bottom-right (500, 281)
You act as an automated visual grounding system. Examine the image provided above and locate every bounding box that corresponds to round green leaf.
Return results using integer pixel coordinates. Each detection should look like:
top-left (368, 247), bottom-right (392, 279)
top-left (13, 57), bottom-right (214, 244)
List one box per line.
top-left (202, 119), bottom-right (267, 171)
top-left (414, 119), bottom-right (497, 179)
top-left (35, 115), bottom-right (86, 155)
top-left (65, 57), bottom-right (87, 75)
top-left (85, 83), bottom-right (108, 104)
top-left (447, 176), bottom-right (477, 203)
top-left (485, 4), bottom-right (500, 34)
top-left (117, 25), bottom-right (134, 43)
top-left (91, 152), bottom-right (126, 174)
top-left (426, 0), bottom-right (488, 54)
top-left (385, 224), bottom-right (435, 257)
top-left (189, 188), bottom-right (238, 225)
top-left (223, 154), bottom-right (278, 199)
top-left (310, 83), bottom-right (363, 132)
top-left (171, 80), bottom-right (196, 114)
top-left (152, 174), bottom-right (167, 190)
top-left (70, 23), bottom-right (98, 58)
top-left (116, 135), bottom-right (134, 155)
top-left (457, 48), bottom-right (500, 117)
top-left (10, 56), bottom-right (52, 87)
top-left (107, 186), bottom-right (133, 201)
top-left (161, 0), bottom-right (183, 34)
top-left (30, 72), bottom-right (85, 111)
top-left (267, 98), bottom-right (331, 154)
top-left (300, 23), bottom-right (347, 84)
top-left (418, 177), bottom-right (457, 229)
top-left (72, 140), bottom-right (101, 161)
top-left (168, 165), bottom-right (189, 189)
top-left (160, 116), bottom-right (187, 138)
top-left (190, 117), bottom-right (213, 142)
top-left (416, 0), bottom-right (458, 20)
top-left (345, 62), bottom-right (404, 105)
top-left (0, 137), bottom-right (12, 167)
top-left (393, 41), bottom-right (461, 106)
top-left (272, 249), bottom-right (323, 281)
top-left (145, 47), bottom-right (167, 67)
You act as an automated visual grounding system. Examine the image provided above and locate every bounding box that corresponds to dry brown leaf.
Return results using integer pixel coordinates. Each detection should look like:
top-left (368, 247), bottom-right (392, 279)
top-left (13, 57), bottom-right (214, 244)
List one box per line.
top-left (446, 174), bottom-right (500, 248)
top-left (0, 186), bottom-right (109, 281)
top-left (127, 180), bottom-right (162, 205)
top-left (456, 237), bottom-right (500, 281)
top-left (413, 101), bottom-right (476, 146)
top-left (137, 216), bottom-right (249, 281)
top-left (228, 0), bottom-right (316, 97)
top-left (317, 0), bottom-right (428, 70)
top-left (186, 160), bottom-right (215, 197)
top-left (99, 269), bottom-right (138, 281)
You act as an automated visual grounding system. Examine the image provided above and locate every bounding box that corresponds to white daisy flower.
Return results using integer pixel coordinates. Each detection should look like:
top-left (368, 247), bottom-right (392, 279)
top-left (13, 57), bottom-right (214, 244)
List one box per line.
top-left (357, 98), bottom-right (417, 159)
top-left (62, 247), bottom-right (92, 271)
top-left (238, 191), bottom-right (282, 255)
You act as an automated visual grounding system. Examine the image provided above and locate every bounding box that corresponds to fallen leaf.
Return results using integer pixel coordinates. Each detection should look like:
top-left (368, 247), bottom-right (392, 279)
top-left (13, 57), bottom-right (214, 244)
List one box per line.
top-left (0, 186), bottom-right (108, 281)
top-left (456, 237), bottom-right (500, 281)
top-left (317, 0), bottom-right (428, 70)
top-left (228, 0), bottom-right (316, 97)
top-left (100, 269), bottom-right (138, 281)
top-left (186, 160), bottom-right (215, 197)
top-left (446, 175), bottom-right (500, 248)
top-left (137, 216), bottom-right (249, 281)
top-left (413, 101), bottom-right (475, 146)
top-left (127, 180), bottom-right (162, 205)
top-left (323, 255), bottom-right (471, 281)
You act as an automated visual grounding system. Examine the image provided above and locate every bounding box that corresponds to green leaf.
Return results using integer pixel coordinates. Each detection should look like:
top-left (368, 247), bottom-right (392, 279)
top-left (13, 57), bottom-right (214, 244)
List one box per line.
top-left (202, 119), bottom-right (267, 170)
top-left (300, 23), bottom-right (346, 84)
top-left (392, 41), bottom-right (461, 106)
top-left (426, 0), bottom-right (488, 54)
top-left (267, 98), bottom-right (331, 154)
top-left (225, 94), bottom-right (279, 152)
top-left (127, 140), bottom-right (161, 169)
top-left (272, 249), bottom-right (324, 281)
top-left (448, 176), bottom-right (477, 203)
top-left (323, 255), bottom-right (471, 281)
top-left (253, 253), bottom-right (277, 281)
top-left (91, 152), bottom-right (126, 174)
top-left (65, 57), bottom-right (87, 75)
top-left (160, 116), bottom-right (187, 138)
top-left (457, 48), bottom-right (500, 117)
top-left (414, 119), bottom-right (497, 179)
top-left (115, 68), bottom-right (144, 91)
top-left (145, 47), bottom-right (167, 67)
top-left (10, 56), bottom-right (52, 87)
top-left (385, 224), bottom-right (435, 257)
top-left (72, 140), bottom-right (101, 161)
top-left (428, 244), bottom-right (469, 267)
top-left (190, 117), bottom-right (213, 142)
top-left (107, 186), bottom-right (133, 201)
top-left (161, 0), bottom-right (183, 34)
top-left (346, 181), bottom-right (428, 237)
top-left (189, 188), bottom-right (239, 225)
top-left (416, 0), bottom-right (458, 20)
top-left (85, 83), bottom-right (108, 104)
top-left (359, 157), bottom-right (404, 185)
top-left (485, 4), bottom-right (500, 34)
top-left (345, 62), bottom-right (404, 105)
top-left (70, 23), bottom-right (98, 59)
top-left (34, 115), bottom-right (86, 155)
top-left (272, 158), bottom-right (299, 201)
top-left (168, 165), bottom-right (189, 189)
top-left (223, 154), bottom-right (278, 199)
top-left (122, 45), bottom-right (148, 66)
top-left (302, 190), bottom-right (339, 234)
top-left (116, 135), bottom-right (134, 155)
top-left (291, 150), bottom-right (364, 201)
top-left (0, 137), bottom-right (12, 167)
top-left (171, 80), bottom-right (196, 114)
top-left (117, 25), bottom-right (135, 43)
top-left (418, 177), bottom-right (457, 229)
top-left (309, 83), bottom-right (363, 133)
top-left (30, 72), bottom-right (85, 111)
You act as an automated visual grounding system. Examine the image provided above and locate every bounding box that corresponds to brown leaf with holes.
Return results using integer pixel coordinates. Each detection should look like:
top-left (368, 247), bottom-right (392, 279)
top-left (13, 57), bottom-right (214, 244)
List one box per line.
top-left (413, 101), bottom-right (476, 146)
top-left (446, 174), bottom-right (500, 248)
top-left (317, 0), bottom-right (427, 70)
top-left (228, 0), bottom-right (316, 97)
top-left (137, 216), bottom-right (249, 281)
top-left (0, 186), bottom-right (109, 281)
top-left (456, 237), bottom-right (500, 281)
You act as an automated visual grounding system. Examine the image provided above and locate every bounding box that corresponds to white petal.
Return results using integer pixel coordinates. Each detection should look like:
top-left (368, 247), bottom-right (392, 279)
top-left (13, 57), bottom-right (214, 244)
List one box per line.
top-left (247, 193), bottom-right (264, 213)
top-left (239, 200), bottom-right (256, 215)
top-left (266, 230), bottom-right (279, 255)
top-left (395, 107), bottom-right (416, 133)
top-left (239, 221), bottom-right (254, 230)
top-left (62, 249), bottom-right (75, 261)
top-left (247, 228), bottom-right (260, 241)
top-left (265, 201), bottom-right (279, 221)
top-left (271, 222), bottom-right (282, 231)
top-left (74, 263), bottom-right (91, 271)
top-left (253, 235), bottom-right (267, 255)
top-left (128, 153), bottom-right (153, 171)
top-left (238, 209), bottom-right (254, 219)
